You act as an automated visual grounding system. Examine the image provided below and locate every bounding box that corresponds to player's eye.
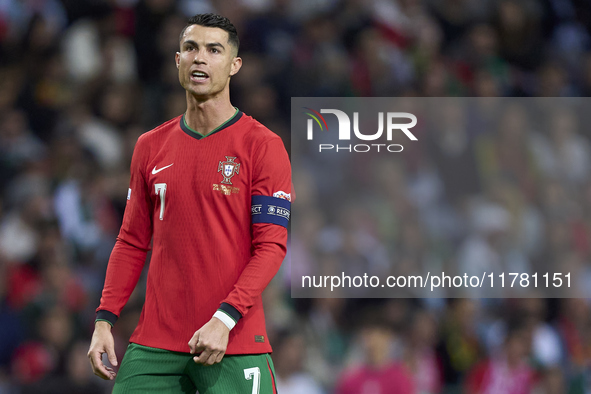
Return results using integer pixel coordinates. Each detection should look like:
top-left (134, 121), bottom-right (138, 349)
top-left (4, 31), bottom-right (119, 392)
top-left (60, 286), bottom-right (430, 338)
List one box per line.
top-left (211, 48), bottom-right (219, 53)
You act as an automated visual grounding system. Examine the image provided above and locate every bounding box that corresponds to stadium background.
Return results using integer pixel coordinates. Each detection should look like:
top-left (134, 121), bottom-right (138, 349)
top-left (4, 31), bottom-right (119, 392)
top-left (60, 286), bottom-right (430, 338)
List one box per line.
top-left (1, 0), bottom-right (591, 393)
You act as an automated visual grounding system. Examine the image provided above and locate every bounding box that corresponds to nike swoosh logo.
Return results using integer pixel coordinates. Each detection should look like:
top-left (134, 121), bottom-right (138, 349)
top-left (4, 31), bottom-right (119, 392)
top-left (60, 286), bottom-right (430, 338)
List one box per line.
top-left (152, 163), bottom-right (173, 174)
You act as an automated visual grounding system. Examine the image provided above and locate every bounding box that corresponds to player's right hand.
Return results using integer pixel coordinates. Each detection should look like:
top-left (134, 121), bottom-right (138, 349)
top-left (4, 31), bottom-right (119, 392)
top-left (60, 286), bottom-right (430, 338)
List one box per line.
top-left (88, 321), bottom-right (118, 380)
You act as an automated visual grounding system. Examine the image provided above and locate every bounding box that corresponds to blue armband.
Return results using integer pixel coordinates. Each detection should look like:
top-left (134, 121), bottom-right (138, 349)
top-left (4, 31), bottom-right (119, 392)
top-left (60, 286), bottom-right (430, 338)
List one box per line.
top-left (251, 195), bottom-right (291, 228)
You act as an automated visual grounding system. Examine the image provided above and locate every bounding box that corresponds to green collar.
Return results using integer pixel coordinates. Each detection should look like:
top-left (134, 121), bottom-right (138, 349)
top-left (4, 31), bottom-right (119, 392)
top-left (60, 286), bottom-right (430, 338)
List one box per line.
top-left (180, 108), bottom-right (242, 140)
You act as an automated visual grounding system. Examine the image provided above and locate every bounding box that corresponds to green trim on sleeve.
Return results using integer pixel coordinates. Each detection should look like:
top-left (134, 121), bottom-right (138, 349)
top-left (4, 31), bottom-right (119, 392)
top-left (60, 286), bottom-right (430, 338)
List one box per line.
top-left (217, 308), bottom-right (238, 324)
top-left (95, 319), bottom-right (114, 328)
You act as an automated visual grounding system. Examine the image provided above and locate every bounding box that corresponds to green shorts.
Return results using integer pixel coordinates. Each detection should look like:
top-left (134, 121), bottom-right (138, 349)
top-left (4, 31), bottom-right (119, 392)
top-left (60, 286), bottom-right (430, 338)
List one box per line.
top-left (112, 343), bottom-right (278, 394)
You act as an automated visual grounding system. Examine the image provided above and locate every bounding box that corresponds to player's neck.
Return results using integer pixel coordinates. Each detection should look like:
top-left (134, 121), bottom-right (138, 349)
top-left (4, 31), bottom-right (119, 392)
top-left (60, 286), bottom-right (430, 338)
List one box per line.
top-left (184, 94), bottom-right (236, 136)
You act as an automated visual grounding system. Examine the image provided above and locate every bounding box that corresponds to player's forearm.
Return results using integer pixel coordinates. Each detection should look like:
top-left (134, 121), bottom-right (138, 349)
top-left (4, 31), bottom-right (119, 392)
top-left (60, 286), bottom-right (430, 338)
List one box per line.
top-left (220, 224), bottom-right (287, 322)
top-left (224, 241), bottom-right (285, 305)
top-left (96, 237), bottom-right (148, 325)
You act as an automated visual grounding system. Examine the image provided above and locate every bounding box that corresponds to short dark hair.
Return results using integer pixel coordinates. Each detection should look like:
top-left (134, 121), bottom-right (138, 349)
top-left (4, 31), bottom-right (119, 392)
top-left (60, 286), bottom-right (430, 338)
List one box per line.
top-left (179, 14), bottom-right (239, 54)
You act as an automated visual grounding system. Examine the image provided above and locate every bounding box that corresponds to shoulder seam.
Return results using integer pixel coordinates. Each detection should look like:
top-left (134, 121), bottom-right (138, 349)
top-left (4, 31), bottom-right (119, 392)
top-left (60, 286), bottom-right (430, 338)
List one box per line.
top-left (135, 116), bottom-right (181, 179)
top-left (145, 115), bottom-right (182, 135)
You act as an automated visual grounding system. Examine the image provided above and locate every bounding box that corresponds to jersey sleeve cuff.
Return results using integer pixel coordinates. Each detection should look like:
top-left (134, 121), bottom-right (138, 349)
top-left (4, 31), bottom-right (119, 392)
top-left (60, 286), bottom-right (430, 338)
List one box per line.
top-left (214, 303), bottom-right (242, 330)
top-left (96, 310), bottom-right (118, 327)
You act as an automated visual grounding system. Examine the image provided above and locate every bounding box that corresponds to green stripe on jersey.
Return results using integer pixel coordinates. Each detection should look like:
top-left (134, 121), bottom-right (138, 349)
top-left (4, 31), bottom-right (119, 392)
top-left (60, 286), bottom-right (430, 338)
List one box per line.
top-left (182, 107), bottom-right (239, 137)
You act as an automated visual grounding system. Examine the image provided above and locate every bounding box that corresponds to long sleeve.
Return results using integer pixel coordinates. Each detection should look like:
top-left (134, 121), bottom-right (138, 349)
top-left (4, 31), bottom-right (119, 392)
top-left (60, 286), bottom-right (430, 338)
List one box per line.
top-left (96, 136), bottom-right (154, 325)
top-left (219, 136), bottom-right (291, 321)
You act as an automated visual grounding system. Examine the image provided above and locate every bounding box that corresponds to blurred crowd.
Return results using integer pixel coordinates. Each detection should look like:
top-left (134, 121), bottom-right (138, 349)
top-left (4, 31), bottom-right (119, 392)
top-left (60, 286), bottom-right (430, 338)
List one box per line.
top-left (1, 0), bottom-right (591, 393)
top-left (291, 98), bottom-right (591, 393)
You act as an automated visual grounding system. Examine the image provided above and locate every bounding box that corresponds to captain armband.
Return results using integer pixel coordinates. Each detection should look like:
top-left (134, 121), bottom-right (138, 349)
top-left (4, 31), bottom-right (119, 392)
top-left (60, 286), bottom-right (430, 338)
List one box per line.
top-left (251, 195), bottom-right (291, 228)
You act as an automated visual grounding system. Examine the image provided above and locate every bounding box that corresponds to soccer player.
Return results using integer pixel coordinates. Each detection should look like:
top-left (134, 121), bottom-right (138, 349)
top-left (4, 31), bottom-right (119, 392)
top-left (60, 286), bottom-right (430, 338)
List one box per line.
top-left (87, 13), bottom-right (291, 393)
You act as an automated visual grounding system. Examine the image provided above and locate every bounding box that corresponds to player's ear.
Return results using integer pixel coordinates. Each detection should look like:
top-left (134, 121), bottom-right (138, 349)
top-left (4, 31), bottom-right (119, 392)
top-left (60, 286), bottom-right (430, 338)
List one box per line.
top-left (175, 52), bottom-right (180, 69)
top-left (230, 56), bottom-right (242, 76)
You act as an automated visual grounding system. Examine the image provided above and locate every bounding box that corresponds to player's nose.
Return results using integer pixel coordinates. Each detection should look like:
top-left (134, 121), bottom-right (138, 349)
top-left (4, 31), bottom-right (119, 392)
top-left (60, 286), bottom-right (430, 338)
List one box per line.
top-left (193, 50), bottom-right (207, 64)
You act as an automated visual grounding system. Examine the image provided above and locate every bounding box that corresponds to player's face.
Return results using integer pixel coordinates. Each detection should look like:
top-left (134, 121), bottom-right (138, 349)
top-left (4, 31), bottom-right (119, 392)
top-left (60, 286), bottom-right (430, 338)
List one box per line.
top-left (175, 25), bottom-right (241, 99)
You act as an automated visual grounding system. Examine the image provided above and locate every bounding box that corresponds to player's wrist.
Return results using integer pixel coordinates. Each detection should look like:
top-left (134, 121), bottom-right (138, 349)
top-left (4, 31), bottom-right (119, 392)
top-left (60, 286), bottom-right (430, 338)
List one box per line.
top-left (96, 310), bottom-right (118, 328)
top-left (214, 302), bottom-right (242, 331)
top-left (95, 320), bottom-right (113, 330)
top-left (213, 310), bottom-right (236, 330)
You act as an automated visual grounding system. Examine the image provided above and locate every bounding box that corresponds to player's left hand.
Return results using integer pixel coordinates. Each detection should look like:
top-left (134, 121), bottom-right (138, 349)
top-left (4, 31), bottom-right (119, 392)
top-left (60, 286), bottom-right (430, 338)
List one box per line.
top-left (188, 317), bottom-right (230, 365)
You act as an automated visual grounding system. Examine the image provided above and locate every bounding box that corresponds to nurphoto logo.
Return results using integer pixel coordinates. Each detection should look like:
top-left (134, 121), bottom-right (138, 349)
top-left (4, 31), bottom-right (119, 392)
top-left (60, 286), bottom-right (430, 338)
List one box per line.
top-left (304, 107), bottom-right (418, 153)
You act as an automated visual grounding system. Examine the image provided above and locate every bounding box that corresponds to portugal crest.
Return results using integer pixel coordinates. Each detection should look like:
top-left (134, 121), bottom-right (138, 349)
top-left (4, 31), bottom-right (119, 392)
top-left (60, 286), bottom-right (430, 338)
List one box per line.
top-left (218, 156), bottom-right (240, 185)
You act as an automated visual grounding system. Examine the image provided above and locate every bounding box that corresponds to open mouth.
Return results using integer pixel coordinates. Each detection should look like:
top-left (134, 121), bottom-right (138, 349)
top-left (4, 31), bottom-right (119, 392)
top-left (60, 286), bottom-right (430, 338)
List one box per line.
top-left (190, 71), bottom-right (209, 82)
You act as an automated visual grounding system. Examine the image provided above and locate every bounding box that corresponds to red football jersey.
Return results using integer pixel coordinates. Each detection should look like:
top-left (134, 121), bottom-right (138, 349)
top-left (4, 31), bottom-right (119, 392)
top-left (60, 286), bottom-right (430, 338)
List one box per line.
top-left (97, 110), bottom-right (291, 354)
